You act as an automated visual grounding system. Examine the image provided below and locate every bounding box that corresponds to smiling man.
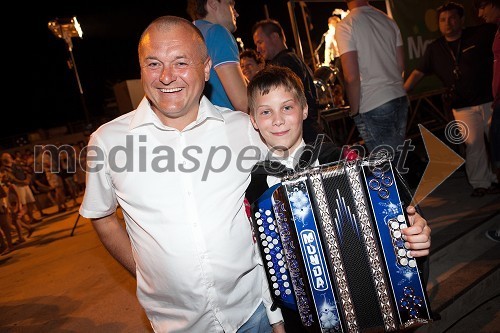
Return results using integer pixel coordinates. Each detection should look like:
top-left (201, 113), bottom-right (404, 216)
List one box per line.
top-left (79, 16), bottom-right (284, 333)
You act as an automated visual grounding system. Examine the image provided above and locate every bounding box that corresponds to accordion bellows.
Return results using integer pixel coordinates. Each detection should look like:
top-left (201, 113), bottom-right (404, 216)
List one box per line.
top-left (251, 157), bottom-right (432, 333)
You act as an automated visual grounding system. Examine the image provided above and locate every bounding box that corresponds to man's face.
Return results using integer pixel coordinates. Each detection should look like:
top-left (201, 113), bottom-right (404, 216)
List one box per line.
top-left (253, 27), bottom-right (279, 61)
top-left (216, 0), bottom-right (239, 33)
top-left (250, 86), bottom-right (308, 156)
top-left (139, 25), bottom-right (211, 129)
top-left (477, 2), bottom-right (499, 24)
top-left (240, 57), bottom-right (263, 82)
top-left (438, 10), bottom-right (463, 39)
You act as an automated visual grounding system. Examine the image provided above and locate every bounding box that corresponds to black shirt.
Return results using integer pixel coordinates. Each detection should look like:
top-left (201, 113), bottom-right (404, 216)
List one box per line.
top-left (417, 24), bottom-right (496, 108)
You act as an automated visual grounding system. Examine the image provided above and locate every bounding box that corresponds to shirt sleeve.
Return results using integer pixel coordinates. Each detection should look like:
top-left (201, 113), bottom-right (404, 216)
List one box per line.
top-left (335, 21), bottom-right (356, 56)
top-left (79, 133), bottom-right (118, 218)
top-left (394, 21), bottom-right (403, 47)
top-left (204, 24), bottom-right (239, 68)
top-left (257, 242), bottom-right (284, 324)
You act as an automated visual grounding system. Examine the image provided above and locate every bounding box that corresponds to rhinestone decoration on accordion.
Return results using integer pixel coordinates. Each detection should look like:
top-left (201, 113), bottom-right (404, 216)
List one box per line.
top-left (254, 209), bottom-right (293, 298)
top-left (399, 287), bottom-right (425, 319)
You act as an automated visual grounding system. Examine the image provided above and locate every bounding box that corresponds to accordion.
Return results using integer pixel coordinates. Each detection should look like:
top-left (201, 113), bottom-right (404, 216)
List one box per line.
top-left (251, 157), bottom-right (432, 332)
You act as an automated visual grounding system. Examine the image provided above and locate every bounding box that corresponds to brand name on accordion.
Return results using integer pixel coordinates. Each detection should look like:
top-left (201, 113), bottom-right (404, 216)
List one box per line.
top-left (301, 230), bottom-right (328, 291)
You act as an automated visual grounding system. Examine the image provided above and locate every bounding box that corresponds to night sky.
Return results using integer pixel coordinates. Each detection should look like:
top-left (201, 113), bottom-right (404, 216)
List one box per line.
top-left (6, 0), bottom-right (354, 142)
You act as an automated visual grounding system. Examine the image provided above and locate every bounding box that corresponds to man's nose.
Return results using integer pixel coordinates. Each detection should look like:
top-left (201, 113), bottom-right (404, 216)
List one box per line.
top-left (160, 66), bottom-right (176, 84)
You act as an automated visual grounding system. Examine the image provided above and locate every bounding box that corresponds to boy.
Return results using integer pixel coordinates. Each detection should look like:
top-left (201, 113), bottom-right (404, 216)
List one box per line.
top-left (246, 65), bottom-right (431, 332)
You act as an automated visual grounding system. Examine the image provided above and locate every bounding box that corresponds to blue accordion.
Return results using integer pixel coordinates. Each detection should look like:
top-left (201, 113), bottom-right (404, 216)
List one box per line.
top-left (251, 157), bottom-right (432, 332)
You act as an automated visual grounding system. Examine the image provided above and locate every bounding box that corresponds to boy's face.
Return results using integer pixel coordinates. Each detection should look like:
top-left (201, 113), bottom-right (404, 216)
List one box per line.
top-left (250, 86), bottom-right (308, 156)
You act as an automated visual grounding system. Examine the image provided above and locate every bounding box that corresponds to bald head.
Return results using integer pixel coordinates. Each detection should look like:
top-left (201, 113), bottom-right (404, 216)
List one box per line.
top-left (139, 15), bottom-right (208, 61)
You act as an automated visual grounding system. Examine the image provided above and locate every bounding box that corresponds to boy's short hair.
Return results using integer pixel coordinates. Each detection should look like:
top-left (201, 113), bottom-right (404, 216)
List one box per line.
top-left (247, 65), bottom-right (307, 113)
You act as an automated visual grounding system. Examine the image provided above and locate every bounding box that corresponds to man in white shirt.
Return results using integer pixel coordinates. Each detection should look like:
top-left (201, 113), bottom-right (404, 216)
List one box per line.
top-left (335, 0), bottom-right (408, 160)
top-left (79, 16), bottom-right (284, 333)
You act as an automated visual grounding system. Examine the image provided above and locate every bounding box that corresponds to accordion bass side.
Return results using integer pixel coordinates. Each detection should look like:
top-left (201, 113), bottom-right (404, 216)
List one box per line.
top-left (251, 157), bottom-right (432, 333)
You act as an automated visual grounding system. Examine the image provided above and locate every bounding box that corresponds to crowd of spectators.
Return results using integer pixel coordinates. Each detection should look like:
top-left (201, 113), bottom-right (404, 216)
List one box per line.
top-left (0, 141), bottom-right (87, 255)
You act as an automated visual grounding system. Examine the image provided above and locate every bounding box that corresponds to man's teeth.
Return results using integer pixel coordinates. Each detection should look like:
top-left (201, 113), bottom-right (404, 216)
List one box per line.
top-left (161, 88), bottom-right (182, 93)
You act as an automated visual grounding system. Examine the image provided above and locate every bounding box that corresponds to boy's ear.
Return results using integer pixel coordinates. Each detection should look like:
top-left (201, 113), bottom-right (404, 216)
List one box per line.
top-left (250, 113), bottom-right (259, 130)
top-left (303, 104), bottom-right (308, 120)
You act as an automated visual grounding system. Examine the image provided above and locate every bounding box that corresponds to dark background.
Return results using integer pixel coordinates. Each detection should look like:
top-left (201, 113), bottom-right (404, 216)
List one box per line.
top-left (6, 0), bottom-right (367, 142)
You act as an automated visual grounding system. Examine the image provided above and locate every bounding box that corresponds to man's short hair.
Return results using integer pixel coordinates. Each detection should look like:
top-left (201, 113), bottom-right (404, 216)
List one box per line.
top-left (437, 2), bottom-right (465, 19)
top-left (187, 0), bottom-right (210, 20)
top-left (252, 19), bottom-right (286, 42)
top-left (139, 16), bottom-right (207, 61)
top-left (473, 0), bottom-right (500, 8)
top-left (240, 49), bottom-right (264, 65)
top-left (247, 65), bottom-right (307, 113)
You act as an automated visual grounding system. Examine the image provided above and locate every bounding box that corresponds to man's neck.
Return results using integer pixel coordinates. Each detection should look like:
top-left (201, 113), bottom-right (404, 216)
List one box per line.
top-left (270, 45), bottom-right (288, 61)
top-left (347, 0), bottom-right (370, 11)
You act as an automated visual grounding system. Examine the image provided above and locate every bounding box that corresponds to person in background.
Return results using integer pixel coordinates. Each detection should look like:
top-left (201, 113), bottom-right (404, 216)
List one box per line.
top-left (0, 177), bottom-right (14, 255)
top-left (240, 48), bottom-right (265, 82)
top-left (79, 16), bottom-right (285, 333)
top-left (323, 15), bottom-right (341, 67)
top-left (187, 0), bottom-right (249, 112)
top-left (475, 0), bottom-right (500, 241)
top-left (252, 18), bottom-right (322, 144)
top-left (1, 152), bottom-right (41, 224)
top-left (335, 0), bottom-right (408, 162)
top-left (404, 1), bottom-right (499, 197)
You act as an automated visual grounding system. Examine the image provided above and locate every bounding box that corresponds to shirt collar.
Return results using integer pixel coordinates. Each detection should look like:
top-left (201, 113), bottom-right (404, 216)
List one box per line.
top-left (269, 140), bottom-right (306, 169)
top-left (128, 96), bottom-right (224, 132)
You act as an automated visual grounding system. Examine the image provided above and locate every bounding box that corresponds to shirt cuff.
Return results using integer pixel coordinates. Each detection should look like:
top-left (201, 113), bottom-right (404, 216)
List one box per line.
top-left (265, 305), bottom-right (283, 325)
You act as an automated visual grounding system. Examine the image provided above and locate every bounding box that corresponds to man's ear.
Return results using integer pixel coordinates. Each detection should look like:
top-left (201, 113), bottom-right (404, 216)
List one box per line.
top-left (204, 57), bottom-right (212, 81)
top-left (271, 32), bottom-right (280, 42)
top-left (207, 0), bottom-right (218, 11)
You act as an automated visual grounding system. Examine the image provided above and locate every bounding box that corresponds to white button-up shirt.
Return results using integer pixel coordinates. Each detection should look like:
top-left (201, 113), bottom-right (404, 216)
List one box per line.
top-left (80, 97), bottom-right (281, 332)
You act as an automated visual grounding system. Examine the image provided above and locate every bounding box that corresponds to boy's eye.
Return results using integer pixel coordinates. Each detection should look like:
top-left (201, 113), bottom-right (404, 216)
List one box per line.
top-left (283, 105), bottom-right (293, 111)
top-left (260, 109), bottom-right (271, 116)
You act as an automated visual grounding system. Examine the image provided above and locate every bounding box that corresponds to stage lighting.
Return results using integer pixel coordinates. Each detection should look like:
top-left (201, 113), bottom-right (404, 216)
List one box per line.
top-left (48, 17), bottom-right (83, 50)
top-left (48, 16), bottom-right (90, 125)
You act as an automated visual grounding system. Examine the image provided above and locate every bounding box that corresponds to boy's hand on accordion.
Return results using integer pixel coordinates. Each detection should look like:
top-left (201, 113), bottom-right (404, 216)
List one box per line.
top-left (402, 206), bottom-right (431, 257)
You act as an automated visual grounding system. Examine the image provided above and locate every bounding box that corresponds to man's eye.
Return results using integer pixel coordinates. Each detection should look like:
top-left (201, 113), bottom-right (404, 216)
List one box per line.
top-left (147, 62), bottom-right (161, 69)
